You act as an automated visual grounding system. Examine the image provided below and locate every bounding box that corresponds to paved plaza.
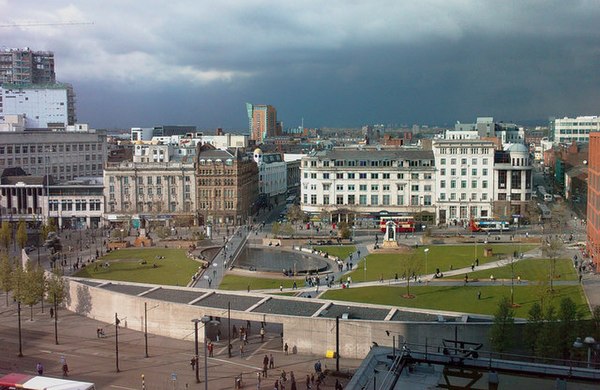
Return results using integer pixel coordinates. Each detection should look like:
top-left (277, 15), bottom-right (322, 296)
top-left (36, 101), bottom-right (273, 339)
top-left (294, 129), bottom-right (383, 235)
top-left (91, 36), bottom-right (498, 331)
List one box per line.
top-left (0, 302), bottom-right (360, 389)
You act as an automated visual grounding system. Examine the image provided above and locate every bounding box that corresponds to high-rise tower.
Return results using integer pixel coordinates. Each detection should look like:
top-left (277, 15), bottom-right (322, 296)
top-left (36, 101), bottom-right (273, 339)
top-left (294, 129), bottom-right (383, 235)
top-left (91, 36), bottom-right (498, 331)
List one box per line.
top-left (246, 103), bottom-right (277, 143)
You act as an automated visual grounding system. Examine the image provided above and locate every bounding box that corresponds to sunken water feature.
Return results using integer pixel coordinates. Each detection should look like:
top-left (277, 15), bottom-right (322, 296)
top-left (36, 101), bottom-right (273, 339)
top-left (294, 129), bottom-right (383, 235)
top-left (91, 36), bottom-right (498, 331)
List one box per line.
top-left (236, 247), bottom-right (330, 274)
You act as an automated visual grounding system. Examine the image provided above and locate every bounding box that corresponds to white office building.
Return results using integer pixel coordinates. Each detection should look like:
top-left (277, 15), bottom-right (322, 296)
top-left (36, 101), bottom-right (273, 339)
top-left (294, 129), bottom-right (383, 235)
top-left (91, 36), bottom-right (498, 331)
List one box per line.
top-left (432, 140), bottom-right (496, 225)
top-left (300, 147), bottom-right (436, 226)
top-left (0, 83), bottom-right (75, 128)
top-left (550, 116), bottom-right (600, 143)
top-left (253, 148), bottom-right (287, 203)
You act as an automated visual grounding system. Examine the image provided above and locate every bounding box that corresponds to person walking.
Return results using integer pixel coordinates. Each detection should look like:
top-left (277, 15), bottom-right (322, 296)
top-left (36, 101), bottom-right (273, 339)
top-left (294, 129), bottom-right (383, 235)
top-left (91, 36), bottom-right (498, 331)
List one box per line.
top-left (257, 371), bottom-right (262, 388)
top-left (263, 355), bottom-right (269, 377)
top-left (305, 374), bottom-right (311, 389)
top-left (477, 290), bottom-right (481, 300)
top-left (260, 326), bottom-right (266, 342)
top-left (36, 362), bottom-right (44, 375)
top-left (269, 353), bottom-right (275, 369)
top-left (284, 343), bottom-right (289, 355)
top-left (49, 307), bottom-right (54, 319)
top-left (191, 356), bottom-right (196, 370)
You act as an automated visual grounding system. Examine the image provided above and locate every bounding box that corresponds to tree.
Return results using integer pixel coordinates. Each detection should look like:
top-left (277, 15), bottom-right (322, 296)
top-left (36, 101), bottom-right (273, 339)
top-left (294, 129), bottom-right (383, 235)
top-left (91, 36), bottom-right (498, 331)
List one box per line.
top-left (279, 222), bottom-right (295, 236)
top-left (541, 238), bottom-right (564, 292)
top-left (399, 254), bottom-right (422, 299)
top-left (557, 297), bottom-right (581, 359)
top-left (0, 221), bottom-right (11, 252)
top-left (47, 270), bottom-right (66, 345)
top-left (0, 254), bottom-right (14, 306)
top-left (490, 296), bottom-right (515, 353)
top-left (40, 219), bottom-right (57, 241)
top-left (16, 219), bottom-right (28, 251)
top-left (524, 302), bottom-right (543, 355)
top-left (18, 262), bottom-right (46, 320)
top-left (536, 305), bottom-right (559, 359)
top-left (286, 205), bottom-right (305, 223)
top-left (337, 222), bottom-right (351, 240)
top-left (271, 222), bottom-right (281, 236)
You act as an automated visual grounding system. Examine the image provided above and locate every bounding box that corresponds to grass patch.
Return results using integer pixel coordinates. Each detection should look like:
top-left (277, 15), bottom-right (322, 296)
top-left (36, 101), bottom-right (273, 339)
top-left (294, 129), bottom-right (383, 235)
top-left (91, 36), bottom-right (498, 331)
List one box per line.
top-left (322, 284), bottom-right (589, 318)
top-left (469, 258), bottom-right (578, 281)
top-left (74, 248), bottom-right (199, 286)
top-left (313, 245), bottom-right (356, 260)
top-left (345, 244), bottom-right (538, 282)
top-left (220, 274), bottom-right (303, 291)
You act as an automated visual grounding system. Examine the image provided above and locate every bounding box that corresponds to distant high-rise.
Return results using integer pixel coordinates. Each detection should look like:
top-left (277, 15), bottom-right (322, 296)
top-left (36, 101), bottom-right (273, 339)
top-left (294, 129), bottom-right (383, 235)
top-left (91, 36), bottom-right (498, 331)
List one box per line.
top-left (246, 103), bottom-right (278, 143)
top-left (0, 48), bottom-right (56, 85)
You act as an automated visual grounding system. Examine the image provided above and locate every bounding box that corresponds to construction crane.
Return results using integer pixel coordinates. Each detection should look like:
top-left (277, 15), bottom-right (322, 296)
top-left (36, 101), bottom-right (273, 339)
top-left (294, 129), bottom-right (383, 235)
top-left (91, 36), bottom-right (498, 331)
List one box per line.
top-left (0, 21), bottom-right (94, 28)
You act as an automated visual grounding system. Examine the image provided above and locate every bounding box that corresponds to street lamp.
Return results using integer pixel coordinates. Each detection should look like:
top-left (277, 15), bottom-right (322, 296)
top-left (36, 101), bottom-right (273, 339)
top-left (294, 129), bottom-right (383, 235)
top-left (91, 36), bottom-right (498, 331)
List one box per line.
top-left (424, 248), bottom-right (429, 276)
top-left (573, 336), bottom-right (597, 368)
top-left (191, 319), bottom-right (201, 384)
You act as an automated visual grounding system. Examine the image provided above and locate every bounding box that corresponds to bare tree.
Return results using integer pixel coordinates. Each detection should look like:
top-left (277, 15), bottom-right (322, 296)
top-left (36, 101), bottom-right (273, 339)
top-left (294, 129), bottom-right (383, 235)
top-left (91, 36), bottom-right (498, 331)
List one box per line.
top-left (541, 237), bottom-right (564, 292)
top-left (399, 254), bottom-right (422, 299)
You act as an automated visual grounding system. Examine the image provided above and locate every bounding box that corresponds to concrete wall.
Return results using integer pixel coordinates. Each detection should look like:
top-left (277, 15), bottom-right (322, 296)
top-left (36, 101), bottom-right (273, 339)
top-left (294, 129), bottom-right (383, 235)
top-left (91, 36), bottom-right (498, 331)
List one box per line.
top-left (64, 279), bottom-right (501, 359)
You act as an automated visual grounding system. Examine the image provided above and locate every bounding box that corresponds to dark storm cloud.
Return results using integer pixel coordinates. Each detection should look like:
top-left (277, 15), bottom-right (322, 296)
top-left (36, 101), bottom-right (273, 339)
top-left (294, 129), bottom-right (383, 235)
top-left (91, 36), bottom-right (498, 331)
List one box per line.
top-left (2, 0), bottom-right (600, 129)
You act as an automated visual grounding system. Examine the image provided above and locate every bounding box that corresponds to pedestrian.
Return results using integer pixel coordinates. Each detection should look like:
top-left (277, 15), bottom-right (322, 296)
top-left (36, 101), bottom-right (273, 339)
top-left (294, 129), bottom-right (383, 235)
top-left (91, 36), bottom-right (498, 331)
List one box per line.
top-left (232, 325), bottom-right (238, 338)
top-left (228, 343), bottom-right (233, 358)
top-left (62, 362), bottom-right (69, 377)
top-left (475, 258), bottom-right (479, 267)
top-left (306, 374), bottom-right (311, 389)
top-left (477, 290), bottom-right (481, 300)
top-left (269, 353), bottom-right (275, 369)
top-left (208, 342), bottom-right (214, 357)
top-left (314, 360), bottom-right (322, 374)
top-left (36, 362), bottom-right (44, 375)
top-left (191, 356), bottom-right (196, 370)
top-left (274, 379), bottom-right (280, 390)
top-left (471, 263), bottom-right (475, 271)
top-left (261, 326), bottom-right (266, 342)
top-left (284, 342), bottom-right (289, 355)
top-left (240, 343), bottom-right (244, 357)
top-left (257, 371), bottom-right (262, 388)
top-left (50, 307), bottom-right (54, 318)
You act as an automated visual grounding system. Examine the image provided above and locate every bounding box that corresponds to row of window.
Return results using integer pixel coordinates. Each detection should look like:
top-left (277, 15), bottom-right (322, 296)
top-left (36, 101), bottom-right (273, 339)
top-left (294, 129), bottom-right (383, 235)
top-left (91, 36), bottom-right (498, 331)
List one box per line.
top-left (310, 183), bottom-right (433, 192)
top-left (440, 168), bottom-right (488, 176)
top-left (437, 147), bottom-right (491, 155)
top-left (303, 159), bottom-right (433, 168)
top-left (48, 199), bottom-right (102, 212)
top-left (304, 172), bottom-right (433, 180)
top-left (0, 143), bottom-right (102, 154)
top-left (440, 180), bottom-right (488, 189)
top-left (558, 129), bottom-right (591, 135)
top-left (439, 157), bottom-right (489, 165)
top-left (108, 175), bottom-right (191, 185)
top-left (304, 193), bottom-right (432, 206)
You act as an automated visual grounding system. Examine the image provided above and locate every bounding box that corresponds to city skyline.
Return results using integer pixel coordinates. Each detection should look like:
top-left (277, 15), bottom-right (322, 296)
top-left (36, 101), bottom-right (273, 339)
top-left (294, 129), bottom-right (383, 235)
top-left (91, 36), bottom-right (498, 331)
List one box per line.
top-left (2, 0), bottom-right (600, 130)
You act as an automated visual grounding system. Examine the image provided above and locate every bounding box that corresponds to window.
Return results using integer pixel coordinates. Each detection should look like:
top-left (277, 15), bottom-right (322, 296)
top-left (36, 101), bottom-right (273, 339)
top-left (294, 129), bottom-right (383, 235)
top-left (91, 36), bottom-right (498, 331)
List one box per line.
top-left (450, 193), bottom-right (456, 200)
top-left (424, 173), bottom-right (432, 180)
top-left (323, 160), bottom-right (330, 167)
top-left (348, 184), bottom-right (355, 191)
top-left (371, 195), bottom-right (378, 205)
top-left (461, 180), bottom-right (467, 189)
top-left (471, 168), bottom-right (477, 175)
top-left (461, 168), bottom-right (467, 175)
top-left (336, 195), bottom-right (344, 205)
top-left (439, 193), bottom-right (446, 200)
top-left (482, 181), bottom-right (488, 189)
top-left (471, 180), bottom-right (477, 188)
top-left (359, 173), bottom-right (367, 179)
top-left (310, 173), bottom-right (317, 179)
top-left (397, 173), bottom-right (404, 179)
top-left (347, 173), bottom-right (355, 179)
top-left (336, 184), bottom-right (344, 191)
top-left (424, 195), bottom-right (432, 205)
top-left (371, 185), bottom-right (379, 191)
top-left (359, 184), bottom-right (367, 191)
top-left (383, 195), bottom-right (390, 205)
top-left (383, 184), bottom-right (390, 191)
top-left (383, 173), bottom-right (390, 179)
top-left (411, 173), bottom-right (419, 179)
top-left (348, 195), bottom-right (355, 204)
top-left (440, 158), bottom-right (446, 165)
top-left (397, 195), bottom-right (404, 205)
top-left (410, 195), bottom-right (419, 205)
top-left (482, 193), bottom-right (488, 200)
top-left (482, 168), bottom-right (488, 176)
top-left (461, 193), bottom-right (467, 200)
top-left (461, 158), bottom-right (467, 165)
top-left (450, 158), bottom-right (456, 165)
top-left (359, 195), bottom-right (367, 205)
top-left (472, 158), bottom-right (477, 165)
top-left (371, 173), bottom-right (378, 179)
top-left (450, 180), bottom-right (456, 189)
top-left (411, 184), bottom-right (419, 191)
top-left (424, 184), bottom-right (431, 191)
top-left (336, 173), bottom-right (343, 179)
top-left (311, 194), bottom-right (317, 204)
top-left (323, 184), bottom-right (331, 191)
top-left (323, 173), bottom-right (330, 179)
top-left (451, 168), bottom-right (456, 175)
top-left (440, 168), bottom-right (446, 175)
top-left (440, 180), bottom-right (446, 189)
top-left (483, 158), bottom-right (488, 165)
top-left (147, 176), bottom-right (152, 185)
top-left (323, 195), bottom-right (329, 205)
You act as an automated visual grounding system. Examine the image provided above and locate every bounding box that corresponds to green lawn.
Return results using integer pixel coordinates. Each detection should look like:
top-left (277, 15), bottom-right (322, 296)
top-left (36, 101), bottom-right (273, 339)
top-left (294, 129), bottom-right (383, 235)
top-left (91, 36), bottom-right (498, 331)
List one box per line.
top-left (313, 245), bottom-right (356, 260)
top-left (322, 284), bottom-right (589, 318)
top-left (74, 248), bottom-right (200, 286)
top-left (345, 244), bottom-right (538, 282)
top-left (219, 274), bottom-right (304, 291)
top-left (468, 258), bottom-right (578, 281)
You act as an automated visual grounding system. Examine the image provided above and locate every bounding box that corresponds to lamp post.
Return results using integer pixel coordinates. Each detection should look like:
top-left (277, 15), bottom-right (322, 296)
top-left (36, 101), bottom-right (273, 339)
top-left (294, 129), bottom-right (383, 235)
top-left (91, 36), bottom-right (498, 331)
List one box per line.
top-left (115, 313), bottom-right (120, 373)
top-left (573, 336), bottom-right (596, 368)
top-left (424, 248), bottom-right (429, 276)
top-left (191, 319), bottom-right (201, 383)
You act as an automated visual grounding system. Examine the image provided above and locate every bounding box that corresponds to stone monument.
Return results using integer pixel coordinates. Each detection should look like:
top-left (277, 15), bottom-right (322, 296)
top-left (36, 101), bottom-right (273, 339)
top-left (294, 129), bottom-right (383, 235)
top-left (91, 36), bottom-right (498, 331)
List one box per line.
top-left (382, 220), bottom-right (399, 247)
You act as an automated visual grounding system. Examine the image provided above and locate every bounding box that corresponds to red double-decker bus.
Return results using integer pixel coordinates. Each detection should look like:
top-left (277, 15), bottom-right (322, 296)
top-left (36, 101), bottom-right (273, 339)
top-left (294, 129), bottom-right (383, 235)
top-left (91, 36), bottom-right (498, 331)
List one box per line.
top-left (379, 216), bottom-right (415, 233)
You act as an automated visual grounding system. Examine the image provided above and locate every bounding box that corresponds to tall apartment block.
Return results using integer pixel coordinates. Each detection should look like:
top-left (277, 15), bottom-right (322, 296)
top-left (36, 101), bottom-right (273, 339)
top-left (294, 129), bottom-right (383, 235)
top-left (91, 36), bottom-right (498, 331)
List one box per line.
top-left (0, 48), bottom-right (56, 85)
top-left (246, 103), bottom-right (278, 143)
top-left (587, 132), bottom-right (600, 272)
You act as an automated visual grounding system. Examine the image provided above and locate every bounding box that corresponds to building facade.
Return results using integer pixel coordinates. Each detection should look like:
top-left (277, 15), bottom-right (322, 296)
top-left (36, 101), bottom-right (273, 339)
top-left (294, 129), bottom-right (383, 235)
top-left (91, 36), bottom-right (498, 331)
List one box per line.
top-left (0, 48), bottom-right (55, 85)
top-left (587, 132), bottom-right (600, 272)
top-left (246, 103), bottom-right (278, 143)
top-left (492, 144), bottom-right (534, 222)
top-left (253, 148), bottom-right (287, 203)
top-left (104, 160), bottom-right (196, 227)
top-left (432, 140), bottom-right (496, 225)
top-left (550, 116), bottom-right (600, 144)
top-left (196, 145), bottom-right (258, 226)
top-left (300, 147), bottom-right (436, 226)
top-left (0, 83), bottom-right (76, 128)
top-left (0, 129), bottom-right (107, 181)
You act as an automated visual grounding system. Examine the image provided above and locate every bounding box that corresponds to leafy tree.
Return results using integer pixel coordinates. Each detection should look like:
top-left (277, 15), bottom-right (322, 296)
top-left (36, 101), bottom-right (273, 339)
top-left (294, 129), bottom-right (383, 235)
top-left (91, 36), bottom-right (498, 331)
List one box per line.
top-left (541, 238), bottom-right (564, 292)
top-left (18, 262), bottom-right (46, 320)
top-left (536, 305), bottom-right (559, 359)
top-left (0, 221), bottom-right (11, 252)
top-left (399, 254), bottom-right (422, 299)
top-left (592, 305), bottom-right (600, 341)
top-left (40, 219), bottom-right (57, 241)
top-left (557, 297), bottom-right (581, 359)
top-left (490, 296), bottom-right (515, 353)
top-left (0, 254), bottom-right (14, 306)
top-left (524, 302), bottom-right (543, 355)
top-left (279, 222), bottom-right (295, 236)
top-left (271, 222), bottom-right (281, 236)
top-left (47, 269), bottom-right (66, 345)
top-left (16, 219), bottom-right (28, 251)
top-left (154, 226), bottom-right (170, 240)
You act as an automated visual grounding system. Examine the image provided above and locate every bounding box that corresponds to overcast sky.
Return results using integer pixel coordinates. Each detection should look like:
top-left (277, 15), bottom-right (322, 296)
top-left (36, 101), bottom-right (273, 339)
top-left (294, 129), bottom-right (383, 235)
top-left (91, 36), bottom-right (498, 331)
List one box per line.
top-left (2, 0), bottom-right (600, 130)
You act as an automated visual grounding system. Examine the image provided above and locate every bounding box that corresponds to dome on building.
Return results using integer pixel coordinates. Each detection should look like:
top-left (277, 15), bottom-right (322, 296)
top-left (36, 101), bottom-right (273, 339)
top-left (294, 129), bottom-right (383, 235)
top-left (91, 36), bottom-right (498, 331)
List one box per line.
top-left (507, 143), bottom-right (529, 153)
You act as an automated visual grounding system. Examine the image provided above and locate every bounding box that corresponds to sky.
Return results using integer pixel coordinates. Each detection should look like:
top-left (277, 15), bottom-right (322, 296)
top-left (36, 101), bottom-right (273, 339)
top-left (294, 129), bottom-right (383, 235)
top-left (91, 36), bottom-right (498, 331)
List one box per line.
top-left (2, 0), bottom-right (600, 130)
